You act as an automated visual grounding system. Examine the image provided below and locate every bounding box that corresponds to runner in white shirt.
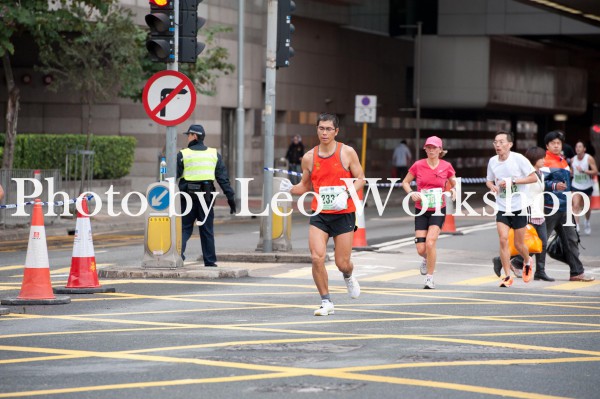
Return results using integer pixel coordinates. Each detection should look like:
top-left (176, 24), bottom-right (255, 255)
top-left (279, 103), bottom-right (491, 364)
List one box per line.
top-left (571, 141), bottom-right (598, 235)
top-left (486, 131), bottom-right (537, 287)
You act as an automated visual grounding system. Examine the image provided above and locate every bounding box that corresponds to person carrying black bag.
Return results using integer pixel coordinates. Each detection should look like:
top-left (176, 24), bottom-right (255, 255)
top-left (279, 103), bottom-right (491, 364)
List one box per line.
top-left (177, 124), bottom-right (236, 266)
top-left (542, 130), bottom-right (594, 281)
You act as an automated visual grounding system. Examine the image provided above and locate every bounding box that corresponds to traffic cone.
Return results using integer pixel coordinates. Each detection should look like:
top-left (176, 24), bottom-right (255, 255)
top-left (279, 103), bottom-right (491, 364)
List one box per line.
top-left (352, 189), bottom-right (372, 250)
top-left (54, 197), bottom-right (115, 294)
top-left (1, 200), bottom-right (70, 305)
top-left (441, 183), bottom-right (463, 235)
top-left (590, 175), bottom-right (600, 210)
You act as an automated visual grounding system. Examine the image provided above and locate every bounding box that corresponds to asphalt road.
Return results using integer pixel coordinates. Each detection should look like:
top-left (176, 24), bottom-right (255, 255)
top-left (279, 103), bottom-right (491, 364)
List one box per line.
top-left (1, 207), bottom-right (599, 398)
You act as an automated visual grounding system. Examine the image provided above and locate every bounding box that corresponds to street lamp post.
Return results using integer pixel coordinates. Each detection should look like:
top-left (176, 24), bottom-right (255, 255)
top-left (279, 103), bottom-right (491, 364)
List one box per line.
top-left (399, 22), bottom-right (422, 161)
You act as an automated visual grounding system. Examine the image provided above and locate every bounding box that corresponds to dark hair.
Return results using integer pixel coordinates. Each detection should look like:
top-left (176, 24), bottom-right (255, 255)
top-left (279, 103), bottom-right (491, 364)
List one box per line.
top-left (525, 146), bottom-right (546, 165)
top-left (495, 131), bottom-right (514, 142)
top-left (544, 130), bottom-right (565, 145)
top-left (317, 112), bottom-right (339, 129)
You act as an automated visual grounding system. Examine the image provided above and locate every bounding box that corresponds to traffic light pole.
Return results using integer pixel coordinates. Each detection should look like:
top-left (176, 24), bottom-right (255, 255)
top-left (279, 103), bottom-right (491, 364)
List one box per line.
top-left (261, 0), bottom-right (278, 253)
top-left (165, 0), bottom-right (180, 178)
top-left (235, 0), bottom-right (245, 204)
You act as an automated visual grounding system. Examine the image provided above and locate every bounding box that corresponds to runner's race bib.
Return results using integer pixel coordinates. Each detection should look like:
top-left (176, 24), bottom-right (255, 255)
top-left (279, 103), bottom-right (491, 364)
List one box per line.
top-left (319, 186), bottom-right (347, 211)
top-left (499, 182), bottom-right (518, 199)
top-left (574, 171), bottom-right (588, 184)
top-left (420, 188), bottom-right (443, 209)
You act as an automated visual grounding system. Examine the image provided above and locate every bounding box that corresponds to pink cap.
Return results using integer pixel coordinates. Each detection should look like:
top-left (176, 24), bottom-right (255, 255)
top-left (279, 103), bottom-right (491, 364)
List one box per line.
top-left (423, 136), bottom-right (443, 148)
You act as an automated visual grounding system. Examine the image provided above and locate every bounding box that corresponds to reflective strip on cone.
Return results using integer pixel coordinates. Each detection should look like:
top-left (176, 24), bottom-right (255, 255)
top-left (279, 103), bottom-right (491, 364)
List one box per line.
top-left (18, 199), bottom-right (56, 300)
top-left (25, 226), bottom-right (49, 269)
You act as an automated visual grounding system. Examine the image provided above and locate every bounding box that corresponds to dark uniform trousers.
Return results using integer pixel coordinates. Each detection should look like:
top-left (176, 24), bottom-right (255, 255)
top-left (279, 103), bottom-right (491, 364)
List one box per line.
top-left (181, 184), bottom-right (216, 265)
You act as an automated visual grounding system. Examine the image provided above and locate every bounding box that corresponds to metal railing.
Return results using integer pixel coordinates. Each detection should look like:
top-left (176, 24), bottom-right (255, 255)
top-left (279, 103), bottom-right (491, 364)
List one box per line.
top-left (0, 169), bottom-right (62, 227)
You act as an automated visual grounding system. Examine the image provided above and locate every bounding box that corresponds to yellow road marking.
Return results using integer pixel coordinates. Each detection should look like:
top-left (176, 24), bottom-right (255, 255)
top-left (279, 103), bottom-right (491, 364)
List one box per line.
top-left (452, 275), bottom-right (501, 285)
top-left (548, 280), bottom-right (600, 290)
top-left (272, 264), bottom-right (337, 278)
top-left (1, 340), bottom-right (586, 399)
top-left (0, 372), bottom-right (301, 398)
top-left (361, 269), bottom-right (420, 281)
top-left (0, 265), bottom-right (23, 271)
top-left (323, 370), bottom-right (571, 399)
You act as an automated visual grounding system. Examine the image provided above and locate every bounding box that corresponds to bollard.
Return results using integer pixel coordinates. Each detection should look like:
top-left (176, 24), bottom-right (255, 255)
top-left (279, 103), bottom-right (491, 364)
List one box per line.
top-left (257, 176), bottom-right (293, 252)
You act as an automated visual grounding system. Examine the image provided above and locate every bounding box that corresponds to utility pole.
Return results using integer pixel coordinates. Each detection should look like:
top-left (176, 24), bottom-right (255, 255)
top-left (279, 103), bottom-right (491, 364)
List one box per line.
top-left (165, 0), bottom-right (180, 178)
top-left (236, 0), bottom-right (245, 203)
top-left (262, 0), bottom-right (278, 252)
top-left (399, 21), bottom-right (422, 161)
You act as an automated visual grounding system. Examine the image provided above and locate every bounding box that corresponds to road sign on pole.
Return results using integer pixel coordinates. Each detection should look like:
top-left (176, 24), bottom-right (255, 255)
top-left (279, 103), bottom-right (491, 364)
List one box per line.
top-left (143, 70), bottom-right (197, 126)
top-left (354, 95), bottom-right (377, 123)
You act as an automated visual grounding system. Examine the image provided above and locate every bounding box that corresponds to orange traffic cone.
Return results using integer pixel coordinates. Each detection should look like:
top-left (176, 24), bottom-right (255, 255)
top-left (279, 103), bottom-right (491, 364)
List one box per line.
top-left (54, 197), bottom-right (115, 294)
top-left (1, 200), bottom-right (70, 305)
top-left (441, 183), bottom-right (463, 235)
top-left (590, 175), bottom-right (600, 210)
top-left (352, 189), bottom-right (371, 249)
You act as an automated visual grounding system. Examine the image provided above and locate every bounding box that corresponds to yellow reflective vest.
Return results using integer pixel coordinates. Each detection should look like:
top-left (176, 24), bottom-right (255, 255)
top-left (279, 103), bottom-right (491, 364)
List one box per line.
top-left (181, 147), bottom-right (218, 181)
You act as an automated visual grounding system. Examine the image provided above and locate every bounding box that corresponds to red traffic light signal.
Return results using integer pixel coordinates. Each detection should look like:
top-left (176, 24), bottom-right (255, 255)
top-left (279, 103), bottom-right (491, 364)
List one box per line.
top-left (592, 124), bottom-right (600, 134)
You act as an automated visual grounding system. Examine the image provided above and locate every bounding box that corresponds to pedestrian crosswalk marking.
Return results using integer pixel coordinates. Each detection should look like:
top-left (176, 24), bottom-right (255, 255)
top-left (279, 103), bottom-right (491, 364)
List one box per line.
top-left (452, 275), bottom-right (500, 286)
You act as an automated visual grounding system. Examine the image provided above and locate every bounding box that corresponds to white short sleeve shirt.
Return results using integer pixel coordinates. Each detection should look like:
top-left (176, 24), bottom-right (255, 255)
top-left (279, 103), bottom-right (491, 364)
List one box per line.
top-left (486, 152), bottom-right (535, 212)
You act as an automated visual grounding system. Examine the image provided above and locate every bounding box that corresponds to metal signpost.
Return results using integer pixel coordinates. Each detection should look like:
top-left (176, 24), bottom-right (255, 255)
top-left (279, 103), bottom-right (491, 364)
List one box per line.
top-left (354, 95), bottom-right (377, 169)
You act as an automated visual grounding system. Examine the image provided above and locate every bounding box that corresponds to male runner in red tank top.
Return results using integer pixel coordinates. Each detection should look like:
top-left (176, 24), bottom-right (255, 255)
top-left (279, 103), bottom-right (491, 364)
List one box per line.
top-left (280, 113), bottom-right (365, 316)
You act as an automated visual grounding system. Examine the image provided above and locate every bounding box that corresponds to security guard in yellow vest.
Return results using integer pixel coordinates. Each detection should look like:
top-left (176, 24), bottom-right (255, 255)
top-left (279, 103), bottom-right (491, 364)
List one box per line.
top-left (177, 124), bottom-right (236, 266)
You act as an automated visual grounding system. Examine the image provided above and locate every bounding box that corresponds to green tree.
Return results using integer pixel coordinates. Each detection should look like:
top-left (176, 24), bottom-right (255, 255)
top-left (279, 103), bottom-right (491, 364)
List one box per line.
top-left (36, 1), bottom-right (146, 151)
top-left (1, 0), bottom-right (235, 171)
top-left (0, 0), bottom-right (108, 169)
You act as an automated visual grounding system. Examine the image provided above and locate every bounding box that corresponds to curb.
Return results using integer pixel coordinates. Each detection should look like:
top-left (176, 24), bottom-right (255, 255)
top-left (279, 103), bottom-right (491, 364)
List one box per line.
top-left (214, 252), bottom-right (315, 263)
top-left (98, 265), bottom-right (249, 279)
top-left (0, 296), bottom-right (71, 305)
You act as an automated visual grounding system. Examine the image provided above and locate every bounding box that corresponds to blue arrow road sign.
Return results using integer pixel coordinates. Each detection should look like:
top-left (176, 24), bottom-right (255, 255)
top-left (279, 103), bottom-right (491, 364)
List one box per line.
top-left (148, 186), bottom-right (170, 211)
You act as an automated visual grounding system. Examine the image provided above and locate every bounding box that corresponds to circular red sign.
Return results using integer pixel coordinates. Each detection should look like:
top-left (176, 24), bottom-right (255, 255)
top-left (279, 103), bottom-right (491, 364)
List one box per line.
top-left (142, 70), bottom-right (197, 127)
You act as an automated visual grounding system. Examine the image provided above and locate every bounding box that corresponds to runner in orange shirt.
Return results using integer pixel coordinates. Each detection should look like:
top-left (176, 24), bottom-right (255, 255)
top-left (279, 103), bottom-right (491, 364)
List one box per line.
top-left (280, 113), bottom-right (365, 316)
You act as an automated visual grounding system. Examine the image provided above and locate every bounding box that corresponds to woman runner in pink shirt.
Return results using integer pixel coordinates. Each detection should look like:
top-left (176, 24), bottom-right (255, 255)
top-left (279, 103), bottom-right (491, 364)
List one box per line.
top-left (401, 136), bottom-right (456, 289)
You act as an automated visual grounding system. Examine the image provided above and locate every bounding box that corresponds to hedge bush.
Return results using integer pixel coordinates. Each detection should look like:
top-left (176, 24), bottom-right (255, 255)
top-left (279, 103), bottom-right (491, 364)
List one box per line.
top-left (9, 134), bottom-right (136, 179)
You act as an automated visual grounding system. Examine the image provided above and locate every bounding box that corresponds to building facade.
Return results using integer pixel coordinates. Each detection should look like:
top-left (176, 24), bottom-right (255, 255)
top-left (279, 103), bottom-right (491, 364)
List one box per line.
top-left (2, 0), bottom-right (600, 193)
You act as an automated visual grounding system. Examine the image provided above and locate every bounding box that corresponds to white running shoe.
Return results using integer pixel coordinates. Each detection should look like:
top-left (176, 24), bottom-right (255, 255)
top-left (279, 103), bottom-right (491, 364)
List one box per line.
top-left (314, 300), bottom-right (335, 316)
top-left (344, 275), bottom-right (361, 299)
top-left (584, 220), bottom-right (591, 235)
top-left (420, 258), bottom-right (428, 275)
top-left (424, 276), bottom-right (435, 289)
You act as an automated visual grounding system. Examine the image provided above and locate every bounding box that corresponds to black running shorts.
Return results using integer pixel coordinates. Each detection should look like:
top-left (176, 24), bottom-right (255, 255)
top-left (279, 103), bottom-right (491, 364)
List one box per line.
top-left (496, 208), bottom-right (528, 229)
top-left (309, 212), bottom-right (356, 237)
top-left (414, 207), bottom-right (446, 231)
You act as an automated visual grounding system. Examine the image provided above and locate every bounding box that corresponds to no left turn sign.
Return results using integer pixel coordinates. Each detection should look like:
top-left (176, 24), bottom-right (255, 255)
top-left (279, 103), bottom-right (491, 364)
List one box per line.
top-left (143, 70), bottom-right (197, 126)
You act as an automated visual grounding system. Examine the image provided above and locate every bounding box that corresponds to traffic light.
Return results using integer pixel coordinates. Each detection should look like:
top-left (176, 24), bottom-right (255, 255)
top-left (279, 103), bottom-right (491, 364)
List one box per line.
top-left (145, 0), bottom-right (175, 62)
top-left (276, 0), bottom-right (295, 68)
top-left (179, 0), bottom-right (206, 63)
